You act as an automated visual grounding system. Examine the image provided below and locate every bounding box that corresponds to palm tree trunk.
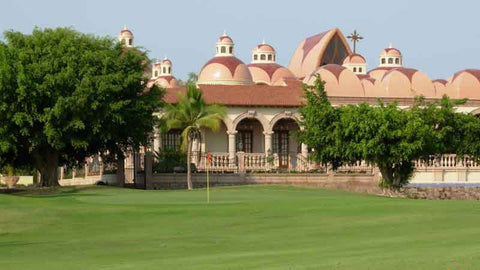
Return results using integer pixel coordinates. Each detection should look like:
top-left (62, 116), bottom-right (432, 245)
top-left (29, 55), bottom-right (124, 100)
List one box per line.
top-left (186, 136), bottom-right (193, 190)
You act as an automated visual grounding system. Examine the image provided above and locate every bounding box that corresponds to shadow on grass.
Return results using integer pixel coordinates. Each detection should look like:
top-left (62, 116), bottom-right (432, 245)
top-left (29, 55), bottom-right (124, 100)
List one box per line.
top-left (0, 185), bottom-right (113, 198)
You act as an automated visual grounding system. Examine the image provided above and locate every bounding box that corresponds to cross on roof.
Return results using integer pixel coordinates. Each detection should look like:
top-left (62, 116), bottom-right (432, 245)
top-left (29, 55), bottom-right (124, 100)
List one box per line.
top-left (347, 30), bottom-right (363, 54)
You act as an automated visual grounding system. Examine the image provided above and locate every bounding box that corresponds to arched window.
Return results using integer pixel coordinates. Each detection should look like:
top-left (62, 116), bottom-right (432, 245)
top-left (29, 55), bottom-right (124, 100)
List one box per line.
top-left (353, 67), bottom-right (357, 72)
top-left (163, 67), bottom-right (166, 73)
top-left (254, 54), bottom-right (258, 61)
top-left (128, 39), bottom-right (132, 46)
top-left (268, 54), bottom-right (272, 61)
top-left (154, 71), bottom-right (158, 77)
top-left (388, 58), bottom-right (393, 64)
top-left (381, 58), bottom-right (386, 64)
top-left (359, 67), bottom-right (362, 72)
top-left (395, 58), bottom-right (399, 64)
top-left (168, 67), bottom-right (171, 74)
top-left (229, 46), bottom-right (233, 54)
top-left (221, 46), bottom-right (226, 53)
top-left (260, 54), bottom-right (266, 60)
top-left (121, 39), bottom-right (126, 45)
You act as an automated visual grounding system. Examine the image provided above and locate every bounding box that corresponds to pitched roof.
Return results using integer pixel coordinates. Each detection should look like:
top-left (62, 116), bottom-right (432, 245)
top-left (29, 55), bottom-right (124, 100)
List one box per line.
top-left (164, 80), bottom-right (305, 107)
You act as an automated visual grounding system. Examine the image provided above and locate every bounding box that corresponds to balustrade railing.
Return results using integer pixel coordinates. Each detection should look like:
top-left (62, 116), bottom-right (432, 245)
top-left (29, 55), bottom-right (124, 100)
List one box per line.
top-left (195, 151), bottom-right (236, 172)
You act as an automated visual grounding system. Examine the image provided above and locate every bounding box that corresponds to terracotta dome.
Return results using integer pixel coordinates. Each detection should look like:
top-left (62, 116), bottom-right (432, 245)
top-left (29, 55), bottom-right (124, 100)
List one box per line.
top-left (432, 79), bottom-right (448, 98)
top-left (155, 75), bottom-right (179, 88)
top-left (380, 47), bottom-right (401, 57)
top-left (360, 76), bottom-right (385, 97)
top-left (368, 67), bottom-right (395, 81)
top-left (343, 53), bottom-right (366, 64)
top-left (120, 27), bottom-right (133, 38)
top-left (444, 69), bottom-right (480, 99)
top-left (217, 35), bottom-right (233, 45)
top-left (253, 43), bottom-right (275, 53)
top-left (247, 63), bottom-right (295, 85)
top-left (378, 68), bottom-right (435, 98)
top-left (303, 64), bottom-right (365, 97)
top-left (198, 57), bottom-right (253, 85)
top-left (162, 58), bottom-right (172, 65)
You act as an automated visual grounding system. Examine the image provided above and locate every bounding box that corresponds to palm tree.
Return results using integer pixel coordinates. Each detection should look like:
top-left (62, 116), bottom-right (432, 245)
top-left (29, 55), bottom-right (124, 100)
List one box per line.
top-left (162, 83), bottom-right (226, 190)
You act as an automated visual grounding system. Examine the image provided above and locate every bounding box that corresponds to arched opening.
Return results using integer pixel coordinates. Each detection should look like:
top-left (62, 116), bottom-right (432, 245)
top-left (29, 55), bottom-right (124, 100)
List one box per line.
top-left (395, 58), bottom-right (400, 64)
top-left (229, 46), bottom-right (233, 54)
top-left (272, 118), bottom-right (300, 168)
top-left (254, 54), bottom-right (258, 61)
top-left (381, 58), bottom-right (386, 64)
top-left (268, 54), bottom-right (272, 61)
top-left (221, 46), bottom-right (226, 53)
top-left (154, 71), bottom-right (158, 77)
top-left (163, 67), bottom-right (166, 73)
top-left (353, 67), bottom-right (357, 72)
top-left (388, 58), bottom-right (393, 64)
top-left (168, 67), bottom-right (171, 74)
top-left (235, 118), bottom-right (264, 153)
top-left (260, 54), bottom-right (266, 60)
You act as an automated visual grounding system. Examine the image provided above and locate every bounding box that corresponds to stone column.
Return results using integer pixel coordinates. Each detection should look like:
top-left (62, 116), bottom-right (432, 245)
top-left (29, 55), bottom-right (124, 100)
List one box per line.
top-left (301, 143), bottom-right (308, 158)
top-left (84, 163), bottom-right (89, 178)
top-left (60, 167), bottom-right (64, 180)
top-left (228, 131), bottom-right (237, 166)
top-left (264, 131), bottom-right (273, 155)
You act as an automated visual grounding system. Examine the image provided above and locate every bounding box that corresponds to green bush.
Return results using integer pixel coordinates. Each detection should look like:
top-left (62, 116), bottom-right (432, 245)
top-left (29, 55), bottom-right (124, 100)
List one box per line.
top-left (153, 149), bottom-right (187, 173)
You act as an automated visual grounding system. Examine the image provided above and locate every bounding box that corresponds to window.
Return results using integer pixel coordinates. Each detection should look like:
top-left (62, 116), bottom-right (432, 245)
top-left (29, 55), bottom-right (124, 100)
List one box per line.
top-left (381, 58), bottom-right (386, 64)
top-left (162, 130), bottom-right (181, 151)
top-left (229, 46), bottom-right (233, 54)
top-left (359, 67), bottom-right (362, 72)
top-left (353, 67), bottom-right (357, 72)
top-left (268, 54), bottom-right (272, 61)
top-left (395, 58), bottom-right (399, 64)
top-left (154, 71), bottom-right (158, 77)
top-left (168, 67), bottom-right (171, 74)
top-left (163, 67), bottom-right (166, 73)
top-left (254, 54), bottom-right (258, 61)
top-left (236, 131), bottom-right (252, 153)
top-left (121, 39), bottom-right (126, 45)
top-left (221, 46), bottom-right (226, 53)
top-left (388, 58), bottom-right (393, 64)
top-left (128, 39), bottom-right (132, 46)
top-left (260, 54), bottom-right (266, 60)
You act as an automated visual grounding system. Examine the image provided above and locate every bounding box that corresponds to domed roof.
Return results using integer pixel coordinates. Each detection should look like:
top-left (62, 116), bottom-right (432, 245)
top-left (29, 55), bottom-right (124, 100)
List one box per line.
top-left (253, 43), bottom-right (275, 53)
top-left (155, 75), bottom-right (179, 89)
top-left (303, 64), bottom-right (364, 97)
top-left (247, 63), bottom-right (295, 85)
top-left (359, 75), bottom-right (384, 97)
top-left (378, 68), bottom-right (435, 98)
top-left (444, 69), bottom-right (480, 99)
top-left (120, 25), bottom-right (133, 37)
top-left (217, 32), bottom-right (233, 44)
top-left (198, 56), bottom-right (253, 85)
top-left (432, 79), bottom-right (448, 98)
top-left (343, 53), bottom-right (366, 64)
top-left (380, 45), bottom-right (401, 57)
top-left (162, 58), bottom-right (172, 65)
top-left (367, 67), bottom-right (395, 81)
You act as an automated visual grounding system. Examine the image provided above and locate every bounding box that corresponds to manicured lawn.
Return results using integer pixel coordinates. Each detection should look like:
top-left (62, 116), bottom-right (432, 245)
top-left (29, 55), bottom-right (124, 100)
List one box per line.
top-left (1, 185), bottom-right (480, 269)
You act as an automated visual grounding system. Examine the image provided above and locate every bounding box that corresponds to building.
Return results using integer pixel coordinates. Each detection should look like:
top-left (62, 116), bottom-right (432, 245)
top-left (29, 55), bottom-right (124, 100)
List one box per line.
top-left (120, 26), bottom-right (480, 172)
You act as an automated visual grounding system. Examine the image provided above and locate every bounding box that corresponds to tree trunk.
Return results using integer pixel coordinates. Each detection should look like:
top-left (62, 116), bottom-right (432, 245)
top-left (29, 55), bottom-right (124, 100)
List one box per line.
top-left (33, 148), bottom-right (60, 187)
top-left (186, 136), bottom-right (193, 190)
top-left (116, 153), bottom-right (125, 187)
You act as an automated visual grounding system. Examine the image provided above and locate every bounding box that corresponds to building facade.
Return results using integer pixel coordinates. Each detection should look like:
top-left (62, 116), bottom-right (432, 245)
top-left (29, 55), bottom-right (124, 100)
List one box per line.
top-left (120, 26), bottom-right (480, 172)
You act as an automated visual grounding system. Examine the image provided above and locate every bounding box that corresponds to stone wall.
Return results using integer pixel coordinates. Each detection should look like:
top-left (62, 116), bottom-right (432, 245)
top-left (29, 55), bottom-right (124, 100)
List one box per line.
top-left (403, 185), bottom-right (480, 200)
top-left (150, 173), bottom-right (383, 194)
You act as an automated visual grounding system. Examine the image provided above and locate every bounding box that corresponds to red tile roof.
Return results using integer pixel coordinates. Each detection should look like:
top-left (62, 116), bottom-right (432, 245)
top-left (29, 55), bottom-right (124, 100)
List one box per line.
top-left (164, 82), bottom-right (305, 107)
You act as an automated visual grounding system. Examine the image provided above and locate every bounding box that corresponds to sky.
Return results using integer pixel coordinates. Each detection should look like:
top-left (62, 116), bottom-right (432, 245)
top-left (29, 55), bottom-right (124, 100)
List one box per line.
top-left (1, 0), bottom-right (479, 80)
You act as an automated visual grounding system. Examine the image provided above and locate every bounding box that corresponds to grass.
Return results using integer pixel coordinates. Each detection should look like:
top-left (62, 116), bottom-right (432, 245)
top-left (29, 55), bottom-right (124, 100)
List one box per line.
top-left (1, 185), bottom-right (480, 270)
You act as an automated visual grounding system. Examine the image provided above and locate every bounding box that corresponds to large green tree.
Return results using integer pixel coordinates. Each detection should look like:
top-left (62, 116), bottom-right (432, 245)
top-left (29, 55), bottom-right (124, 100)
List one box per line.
top-left (299, 75), bottom-right (466, 189)
top-left (0, 27), bottom-right (163, 186)
top-left (162, 83), bottom-right (225, 190)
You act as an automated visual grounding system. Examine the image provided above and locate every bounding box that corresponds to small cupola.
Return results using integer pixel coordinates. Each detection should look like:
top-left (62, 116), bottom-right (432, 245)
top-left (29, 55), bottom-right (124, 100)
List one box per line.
top-left (118, 25), bottom-right (134, 48)
top-left (251, 40), bottom-right (276, 64)
top-left (215, 30), bottom-right (234, 57)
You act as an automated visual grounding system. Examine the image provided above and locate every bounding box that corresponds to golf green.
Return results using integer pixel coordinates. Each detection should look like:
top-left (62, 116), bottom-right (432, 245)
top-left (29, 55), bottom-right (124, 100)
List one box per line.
top-left (1, 185), bottom-right (479, 269)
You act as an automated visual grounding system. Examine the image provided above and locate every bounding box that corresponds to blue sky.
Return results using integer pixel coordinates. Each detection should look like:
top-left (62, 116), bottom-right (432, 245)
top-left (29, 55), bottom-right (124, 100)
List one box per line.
top-left (1, 0), bottom-right (479, 80)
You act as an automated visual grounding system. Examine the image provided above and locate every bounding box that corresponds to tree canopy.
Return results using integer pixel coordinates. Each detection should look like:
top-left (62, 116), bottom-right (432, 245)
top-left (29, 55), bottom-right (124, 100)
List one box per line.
top-left (299, 75), bottom-right (479, 189)
top-left (0, 27), bottom-right (163, 186)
